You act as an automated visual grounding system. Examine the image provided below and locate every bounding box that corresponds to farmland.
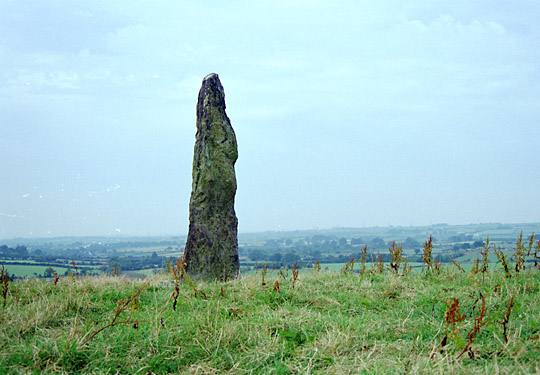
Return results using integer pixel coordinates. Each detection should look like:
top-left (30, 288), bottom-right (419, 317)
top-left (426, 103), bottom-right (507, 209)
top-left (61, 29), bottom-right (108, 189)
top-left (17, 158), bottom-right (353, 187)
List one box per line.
top-left (2, 223), bottom-right (539, 279)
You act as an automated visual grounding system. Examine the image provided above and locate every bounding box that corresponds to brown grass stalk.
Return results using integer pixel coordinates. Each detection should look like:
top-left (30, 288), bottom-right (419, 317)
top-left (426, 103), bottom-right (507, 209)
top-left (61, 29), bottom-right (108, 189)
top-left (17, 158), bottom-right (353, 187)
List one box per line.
top-left (452, 260), bottom-right (465, 273)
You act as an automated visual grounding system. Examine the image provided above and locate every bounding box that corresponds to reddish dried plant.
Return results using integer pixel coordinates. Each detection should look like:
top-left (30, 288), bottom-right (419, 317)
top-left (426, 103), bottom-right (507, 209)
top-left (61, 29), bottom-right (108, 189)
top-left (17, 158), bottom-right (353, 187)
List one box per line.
top-left (312, 259), bottom-right (321, 273)
top-left (388, 241), bottom-right (404, 274)
top-left (514, 232), bottom-right (526, 274)
top-left (371, 252), bottom-right (384, 274)
top-left (458, 294), bottom-right (489, 359)
top-left (341, 257), bottom-right (356, 274)
top-left (480, 238), bottom-right (490, 281)
top-left (1, 265), bottom-right (9, 307)
top-left (359, 246), bottom-right (368, 276)
top-left (495, 245), bottom-right (512, 278)
top-left (422, 236), bottom-right (434, 271)
top-left (445, 298), bottom-right (467, 335)
top-left (452, 260), bottom-right (465, 273)
top-left (49, 268), bottom-right (60, 285)
top-left (71, 260), bottom-right (80, 279)
top-left (533, 237), bottom-right (540, 267)
top-left (499, 293), bottom-right (515, 345)
top-left (432, 297), bottom-right (467, 358)
top-left (291, 262), bottom-right (299, 288)
top-left (261, 264), bottom-right (267, 286)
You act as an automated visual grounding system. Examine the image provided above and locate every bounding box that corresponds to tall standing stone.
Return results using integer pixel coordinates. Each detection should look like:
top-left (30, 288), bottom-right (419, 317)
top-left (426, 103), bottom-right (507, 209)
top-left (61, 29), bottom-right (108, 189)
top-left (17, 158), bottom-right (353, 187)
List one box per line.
top-left (184, 73), bottom-right (239, 280)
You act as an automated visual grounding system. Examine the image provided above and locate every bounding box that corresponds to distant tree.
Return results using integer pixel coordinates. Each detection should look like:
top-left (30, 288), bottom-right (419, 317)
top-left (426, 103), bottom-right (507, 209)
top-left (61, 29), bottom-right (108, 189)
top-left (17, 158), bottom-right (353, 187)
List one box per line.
top-left (270, 253), bottom-right (282, 262)
top-left (350, 238), bottom-right (364, 245)
top-left (249, 249), bottom-right (265, 261)
top-left (472, 240), bottom-right (484, 248)
top-left (15, 245), bottom-right (29, 258)
top-left (264, 240), bottom-right (279, 249)
top-left (461, 243), bottom-right (471, 249)
top-left (294, 240), bottom-right (307, 248)
top-left (404, 237), bottom-right (420, 249)
top-left (284, 239), bottom-right (293, 246)
top-left (283, 252), bottom-right (300, 265)
top-left (371, 237), bottom-right (385, 248)
top-left (338, 238), bottom-right (348, 247)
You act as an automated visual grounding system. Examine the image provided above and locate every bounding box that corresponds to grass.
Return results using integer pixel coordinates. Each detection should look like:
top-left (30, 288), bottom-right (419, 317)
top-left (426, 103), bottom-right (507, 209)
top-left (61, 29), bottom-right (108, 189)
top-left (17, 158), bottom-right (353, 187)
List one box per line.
top-left (0, 264), bottom-right (539, 374)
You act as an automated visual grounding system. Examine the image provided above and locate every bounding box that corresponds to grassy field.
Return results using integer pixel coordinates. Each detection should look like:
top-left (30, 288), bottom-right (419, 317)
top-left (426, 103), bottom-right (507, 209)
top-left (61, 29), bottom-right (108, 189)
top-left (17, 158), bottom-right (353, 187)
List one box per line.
top-left (0, 264), bottom-right (72, 278)
top-left (1, 263), bottom-right (539, 374)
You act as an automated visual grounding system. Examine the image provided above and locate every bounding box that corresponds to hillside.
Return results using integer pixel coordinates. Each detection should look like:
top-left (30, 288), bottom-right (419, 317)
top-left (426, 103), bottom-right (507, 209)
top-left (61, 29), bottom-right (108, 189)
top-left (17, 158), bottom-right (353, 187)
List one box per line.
top-left (1, 260), bottom-right (539, 374)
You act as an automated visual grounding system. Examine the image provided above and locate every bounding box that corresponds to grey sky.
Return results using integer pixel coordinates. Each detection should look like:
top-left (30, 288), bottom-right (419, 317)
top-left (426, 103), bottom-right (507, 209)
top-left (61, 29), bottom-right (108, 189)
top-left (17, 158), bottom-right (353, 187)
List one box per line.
top-left (1, 1), bottom-right (539, 238)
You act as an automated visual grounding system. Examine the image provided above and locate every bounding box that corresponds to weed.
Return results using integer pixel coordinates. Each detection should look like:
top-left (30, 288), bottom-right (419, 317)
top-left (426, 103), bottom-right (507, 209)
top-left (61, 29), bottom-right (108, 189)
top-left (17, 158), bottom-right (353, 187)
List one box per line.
top-left (291, 263), bottom-right (299, 288)
top-left (388, 241), bottom-right (404, 274)
top-left (276, 328), bottom-right (314, 347)
top-left (452, 260), bottom-right (465, 273)
top-left (527, 233), bottom-right (535, 257)
top-left (445, 298), bottom-right (467, 335)
top-left (495, 245), bottom-right (512, 278)
top-left (1, 265), bottom-right (9, 307)
top-left (273, 280), bottom-right (280, 292)
top-left (433, 297), bottom-right (466, 357)
top-left (514, 232), bottom-right (526, 273)
top-left (49, 268), bottom-right (60, 285)
top-left (402, 258), bottom-right (411, 275)
top-left (498, 293), bottom-right (516, 347)
top-left (261, 264), bottom-right (268, 286)
top-left (457, 293), bottom-right (489, 359)
top-left (113, 264), bottom-right (118, 277)
top-left (85, 281), bottom-right (149, 344)
top-left (359, 245), bottom-right (368, 276)
top-left (371, 252), bottom-right (384, 274)
top-left (312, 258), bottom-right (321, 273)
top-left (72, 260), bottom-right (80, 280)
top-left (341, 257), bottom-right (356, 275)
top-left (533, 236), bottom-right (540, 267)
top-left (422, 236), bottom-right (433, 271)
top-left (480, 237), bottom-right (490, 281)
top-left (433, 259), bottom-right (442, 273)
top-left (470, 258), bottom-right (480, 276)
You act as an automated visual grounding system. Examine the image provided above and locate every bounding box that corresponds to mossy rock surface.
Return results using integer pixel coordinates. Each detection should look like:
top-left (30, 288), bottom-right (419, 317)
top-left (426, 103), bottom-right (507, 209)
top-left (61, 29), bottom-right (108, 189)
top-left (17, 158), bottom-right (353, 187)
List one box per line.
top-left (184, 73), bottom-right (239, 281)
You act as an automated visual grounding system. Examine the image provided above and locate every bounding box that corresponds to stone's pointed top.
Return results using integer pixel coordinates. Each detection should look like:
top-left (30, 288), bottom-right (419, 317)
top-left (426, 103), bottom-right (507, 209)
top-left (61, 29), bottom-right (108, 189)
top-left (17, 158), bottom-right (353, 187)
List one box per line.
top-left (203, 73), bottom-right (219, 81)
top-left (198, 73), bottom-right (226, 114)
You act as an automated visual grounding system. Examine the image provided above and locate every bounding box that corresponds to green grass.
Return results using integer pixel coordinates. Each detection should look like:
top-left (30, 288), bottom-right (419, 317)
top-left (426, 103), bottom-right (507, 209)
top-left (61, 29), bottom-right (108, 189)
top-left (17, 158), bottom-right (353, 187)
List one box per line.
top-left (0, 266), bottom-right (539, 374)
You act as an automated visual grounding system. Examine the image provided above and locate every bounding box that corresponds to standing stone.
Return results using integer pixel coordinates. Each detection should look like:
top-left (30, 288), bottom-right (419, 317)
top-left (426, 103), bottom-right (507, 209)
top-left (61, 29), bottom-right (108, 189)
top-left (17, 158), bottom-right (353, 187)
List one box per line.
top-left (184, 73), bottom-right (239, 280)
